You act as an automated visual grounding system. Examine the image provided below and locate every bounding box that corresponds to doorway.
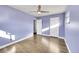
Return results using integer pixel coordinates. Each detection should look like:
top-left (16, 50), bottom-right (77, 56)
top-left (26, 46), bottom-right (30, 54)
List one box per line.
top-left (34, 19), bottom-right (42, 35)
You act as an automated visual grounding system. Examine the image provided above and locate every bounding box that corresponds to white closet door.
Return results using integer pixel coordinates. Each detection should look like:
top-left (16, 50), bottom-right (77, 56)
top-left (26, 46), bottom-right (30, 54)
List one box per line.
top-left (50, 17), bottom-right (60, 37)
top-left (36, 19), bottom-right (42, 34)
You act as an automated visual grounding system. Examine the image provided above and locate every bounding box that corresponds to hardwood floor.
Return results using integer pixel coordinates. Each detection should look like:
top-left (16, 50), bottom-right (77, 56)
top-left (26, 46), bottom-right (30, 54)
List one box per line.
top-left (0, 35), bottom-right (69, 53)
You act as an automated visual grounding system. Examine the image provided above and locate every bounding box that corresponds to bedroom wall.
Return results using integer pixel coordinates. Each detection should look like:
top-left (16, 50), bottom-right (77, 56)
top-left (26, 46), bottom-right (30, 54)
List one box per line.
top-left (0, 5), bottom-right (34, 46)
top-left (65, 5), bottom-right (79, 53)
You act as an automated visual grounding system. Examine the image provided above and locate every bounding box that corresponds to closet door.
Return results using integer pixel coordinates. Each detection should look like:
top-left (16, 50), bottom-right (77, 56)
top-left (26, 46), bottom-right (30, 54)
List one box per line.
top-left (36, 19), bottom-right (42, 34)
top-left (50, 17), bottom-right (60, 37)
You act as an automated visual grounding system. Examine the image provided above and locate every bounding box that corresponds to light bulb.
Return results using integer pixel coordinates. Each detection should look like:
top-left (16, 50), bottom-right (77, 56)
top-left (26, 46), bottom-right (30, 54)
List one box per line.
top-left (37, 11), bottom-right (41, 14)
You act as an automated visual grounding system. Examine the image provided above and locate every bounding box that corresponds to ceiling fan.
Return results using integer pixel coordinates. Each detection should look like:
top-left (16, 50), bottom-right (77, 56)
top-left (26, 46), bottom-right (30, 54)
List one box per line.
top-left (32, 5), bottom-right (49, 14)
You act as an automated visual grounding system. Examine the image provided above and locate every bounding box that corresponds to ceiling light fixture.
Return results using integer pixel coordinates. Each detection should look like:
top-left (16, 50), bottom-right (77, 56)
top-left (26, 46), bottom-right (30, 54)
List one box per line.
top-left (37, 11), bottom-right (41, 14)
top-left (32, 5), bottom-right (49, 15)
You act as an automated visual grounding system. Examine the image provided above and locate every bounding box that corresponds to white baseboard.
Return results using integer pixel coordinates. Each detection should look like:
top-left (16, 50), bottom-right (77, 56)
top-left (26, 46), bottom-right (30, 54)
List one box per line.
top-left (64, 38), bottom-right (71, 53)
top-left (0, 33), bottom-right (33, 49)
top-left (38, 34), bottom-right (65, 39)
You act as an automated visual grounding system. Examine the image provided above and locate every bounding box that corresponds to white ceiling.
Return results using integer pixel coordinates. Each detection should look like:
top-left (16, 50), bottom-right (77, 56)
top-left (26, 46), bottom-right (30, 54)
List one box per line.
top-left (10, 5), bottom-right (67, 16)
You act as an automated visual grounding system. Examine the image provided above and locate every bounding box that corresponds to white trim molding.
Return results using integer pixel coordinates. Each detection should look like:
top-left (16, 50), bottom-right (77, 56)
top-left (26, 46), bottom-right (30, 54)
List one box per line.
top-left (64, 38), bottom-right (71, 53)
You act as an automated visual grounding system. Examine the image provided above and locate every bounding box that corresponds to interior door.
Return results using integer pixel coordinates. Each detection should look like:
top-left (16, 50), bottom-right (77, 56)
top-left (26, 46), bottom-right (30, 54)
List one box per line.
top-left (36, 19), bottom-right (42, 34)
top-left (50, 17), bottom-right (60, 37)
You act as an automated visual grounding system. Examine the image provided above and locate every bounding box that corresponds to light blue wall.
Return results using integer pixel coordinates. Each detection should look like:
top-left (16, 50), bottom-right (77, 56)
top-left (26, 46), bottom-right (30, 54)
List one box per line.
top-left (40, 13), bottom-right (65, 37)
top-left (65, 5), bottom-right (79, 53)
top-left (42, 17), bottom-right (50, 35)
top-left (0, 6), bottom-right (34, 46)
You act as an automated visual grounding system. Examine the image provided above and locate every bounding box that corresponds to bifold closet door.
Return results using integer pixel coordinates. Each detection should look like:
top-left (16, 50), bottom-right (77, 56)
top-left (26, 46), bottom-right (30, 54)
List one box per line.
top-left (36, 19), bottom-right (42, 34)
top-left (50, 17), bottom-right (60, 37)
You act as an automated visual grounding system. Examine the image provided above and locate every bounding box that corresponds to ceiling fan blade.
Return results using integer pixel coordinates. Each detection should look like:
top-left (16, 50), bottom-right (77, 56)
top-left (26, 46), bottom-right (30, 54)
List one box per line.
top-left (31, 11), bottom-right (37, 12)
top-left (31, 11), bottom-right (49, 14)
top-left (31, 5), bottom-right (49, 14)
top-left (40, 11), bottom-right (49, 13)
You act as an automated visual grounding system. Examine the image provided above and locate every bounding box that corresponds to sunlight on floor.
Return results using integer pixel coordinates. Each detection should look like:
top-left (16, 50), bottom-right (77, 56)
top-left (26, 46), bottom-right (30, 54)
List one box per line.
top-left (5, 46), bottom-right (16, 53)
top-left (41, 38), bottom-right (60, 52)
top-left (41, 38), bottom-right (49, 47)
top-left (49, 42), bottom-right (60, 53)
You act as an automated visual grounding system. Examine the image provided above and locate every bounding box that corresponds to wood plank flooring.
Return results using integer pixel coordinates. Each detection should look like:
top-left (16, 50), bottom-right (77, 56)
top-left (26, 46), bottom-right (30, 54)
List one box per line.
top-left (0, 35), bottom-right (69, 53)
